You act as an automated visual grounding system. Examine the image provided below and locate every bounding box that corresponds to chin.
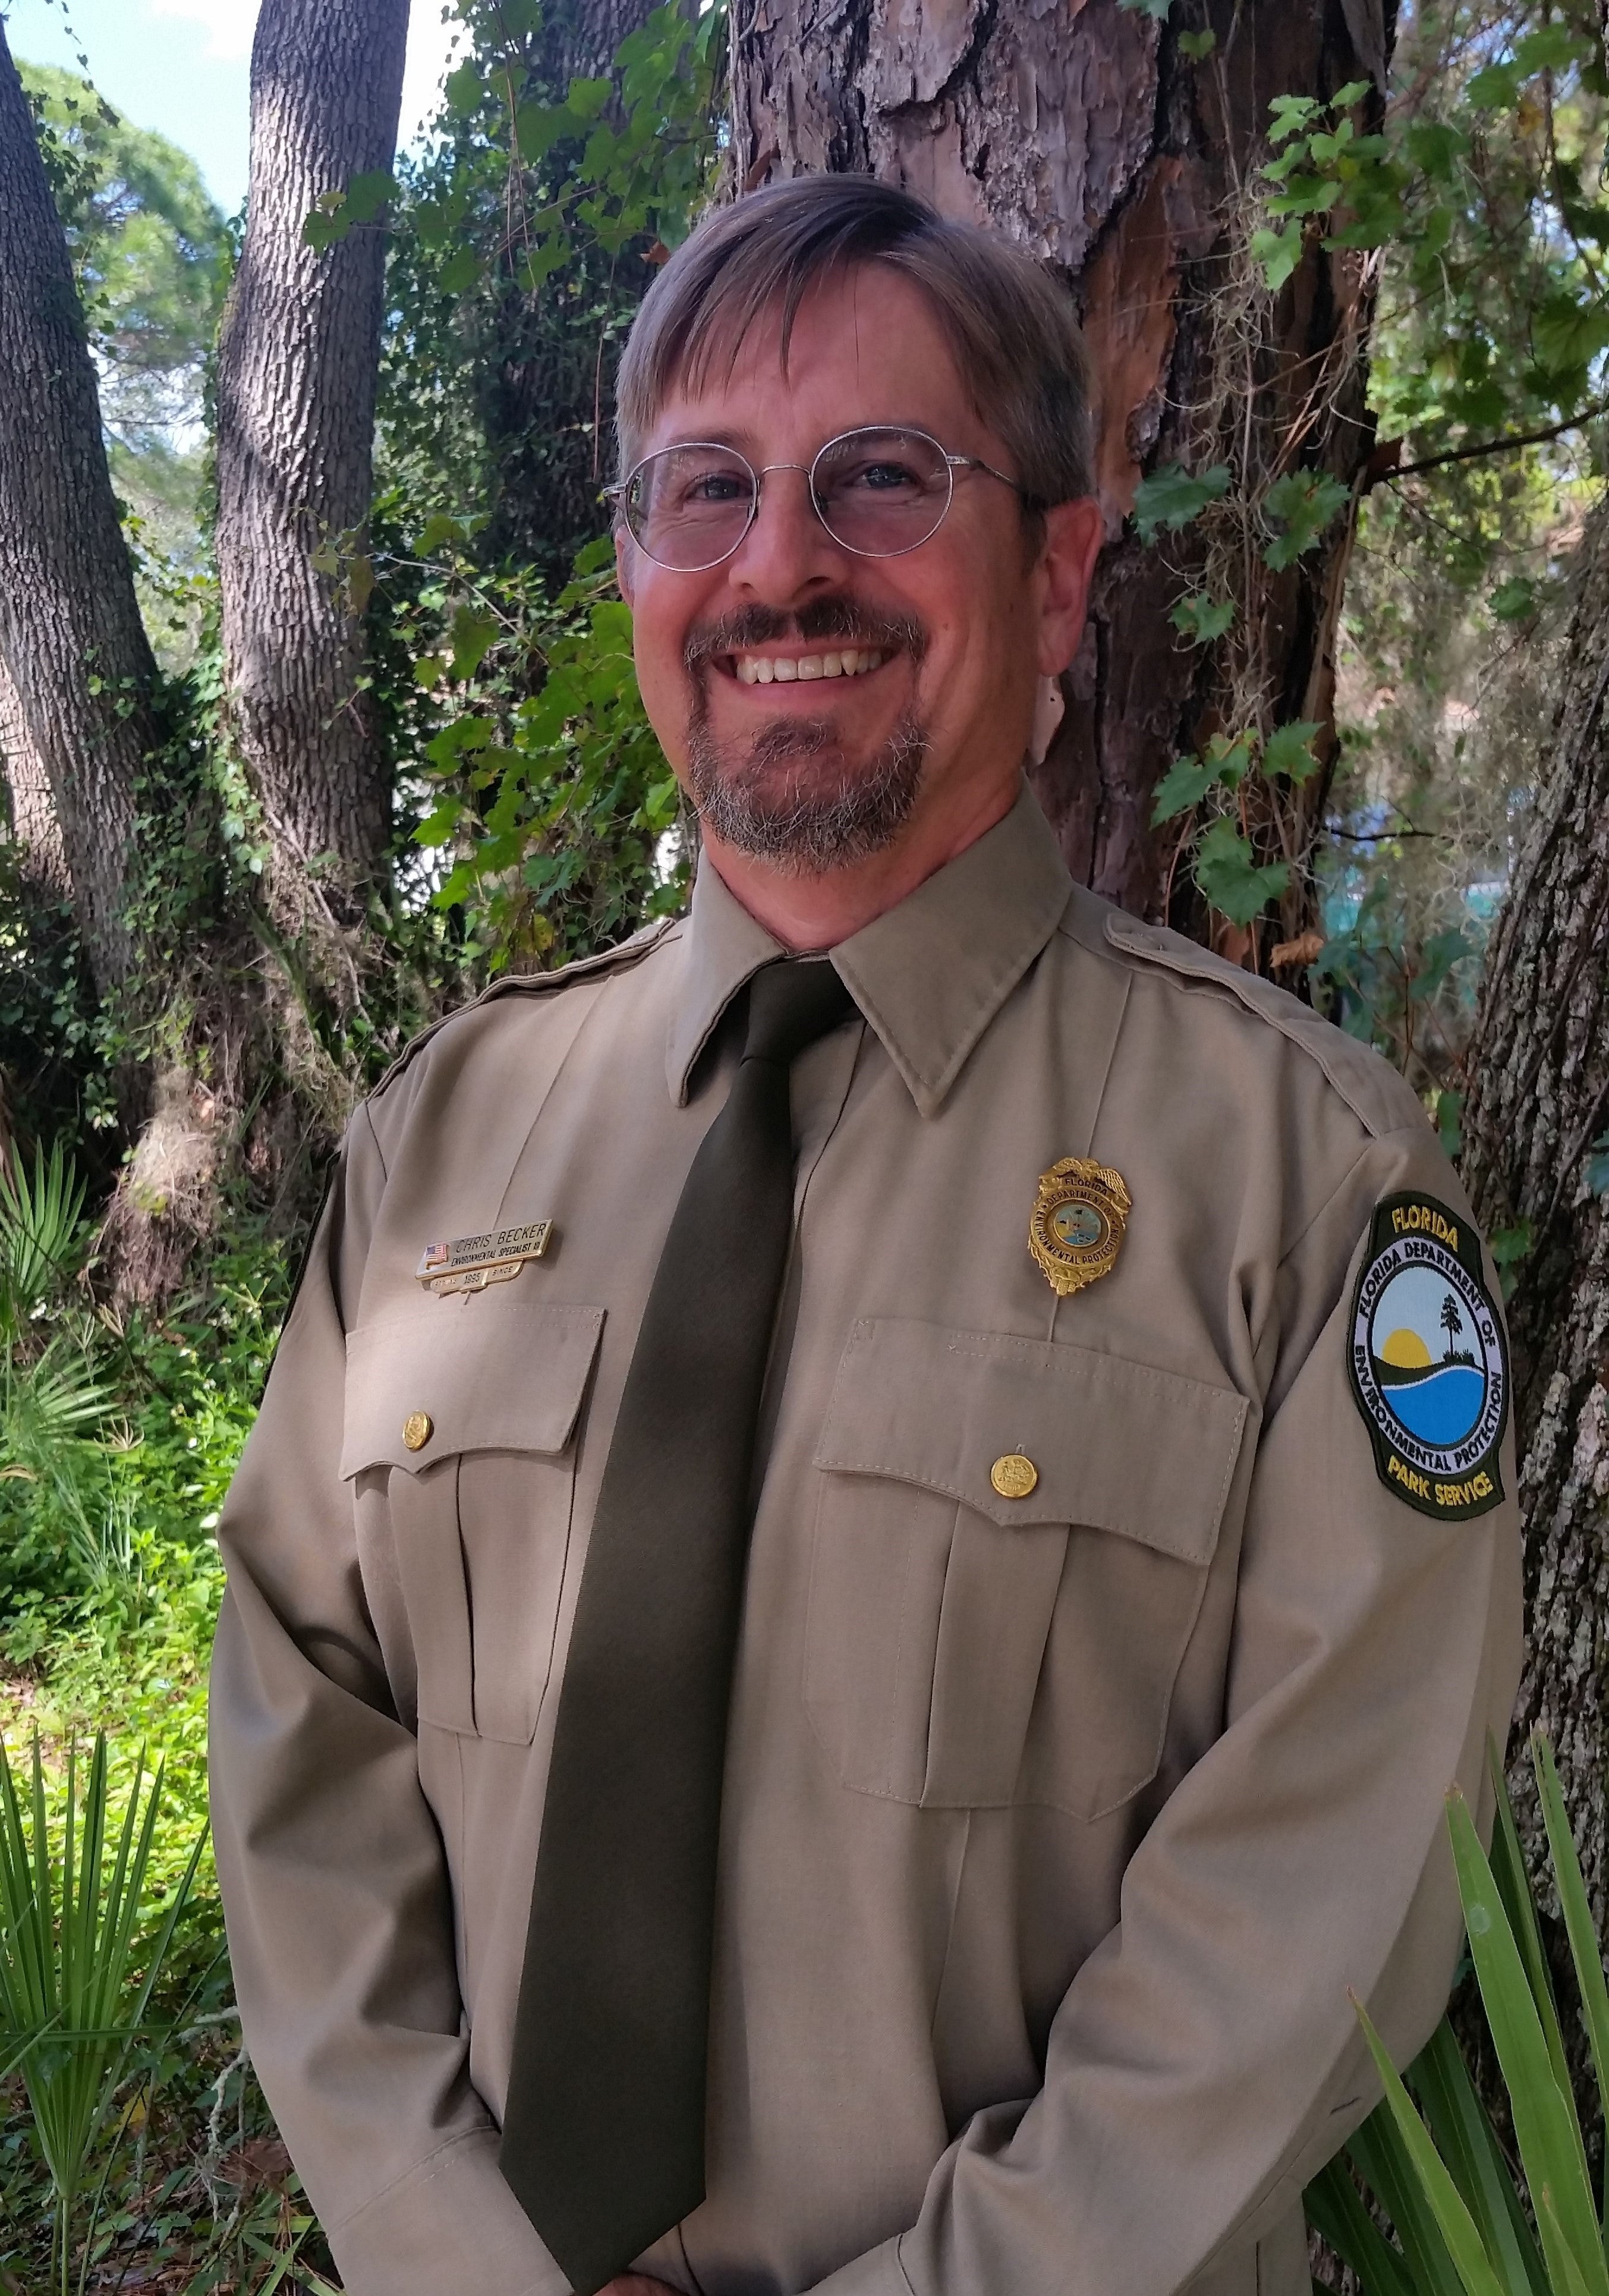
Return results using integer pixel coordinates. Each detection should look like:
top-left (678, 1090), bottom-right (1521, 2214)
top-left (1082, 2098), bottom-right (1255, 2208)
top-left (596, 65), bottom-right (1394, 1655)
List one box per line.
top-left (687, 713), bottom-right (929, 873)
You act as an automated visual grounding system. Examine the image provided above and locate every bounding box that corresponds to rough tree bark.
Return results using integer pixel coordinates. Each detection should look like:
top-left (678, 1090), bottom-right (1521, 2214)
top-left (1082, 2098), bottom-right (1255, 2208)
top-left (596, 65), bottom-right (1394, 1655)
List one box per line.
top-left (0, 24), bottom-right (160, 990)
top-left (215, 0), bottom-right (410, 966)
top-left (0, 656), bottom-right (70, 892)
top-left (731, 0), bottom-right (1391, 939)
top-left (1463, 508), bottom-right (1609, 1927)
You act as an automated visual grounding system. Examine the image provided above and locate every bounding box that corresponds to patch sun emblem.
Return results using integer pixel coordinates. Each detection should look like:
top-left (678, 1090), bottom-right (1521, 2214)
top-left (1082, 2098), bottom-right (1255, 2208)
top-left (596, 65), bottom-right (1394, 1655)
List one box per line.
top-left (1347, 1192), bottom-right (1509, 1521)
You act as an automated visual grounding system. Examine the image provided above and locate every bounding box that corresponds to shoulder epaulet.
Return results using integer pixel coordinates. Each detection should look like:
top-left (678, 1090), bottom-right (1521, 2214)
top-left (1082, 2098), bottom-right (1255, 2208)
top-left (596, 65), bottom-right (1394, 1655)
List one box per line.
top-left (1100, 909), bottom-right (1424, 1142)
top-left (370, 913), bottom-right (680, 1101)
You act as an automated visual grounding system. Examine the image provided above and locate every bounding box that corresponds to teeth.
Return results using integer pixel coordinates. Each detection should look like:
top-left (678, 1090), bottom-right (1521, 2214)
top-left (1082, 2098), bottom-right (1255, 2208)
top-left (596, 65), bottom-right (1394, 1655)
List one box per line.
top-left (731, 649), bottom-right (886, 684)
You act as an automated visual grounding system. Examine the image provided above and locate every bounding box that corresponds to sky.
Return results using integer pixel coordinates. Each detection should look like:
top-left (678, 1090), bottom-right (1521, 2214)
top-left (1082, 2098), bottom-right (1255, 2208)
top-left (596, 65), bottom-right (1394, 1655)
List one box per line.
top-left (2, 0), bottom-right (462, 215)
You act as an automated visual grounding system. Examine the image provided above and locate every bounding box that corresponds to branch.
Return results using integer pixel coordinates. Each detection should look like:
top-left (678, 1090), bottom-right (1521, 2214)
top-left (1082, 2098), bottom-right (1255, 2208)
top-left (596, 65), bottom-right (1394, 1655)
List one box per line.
top-left (1369, 401), bottom-right (1609, 488)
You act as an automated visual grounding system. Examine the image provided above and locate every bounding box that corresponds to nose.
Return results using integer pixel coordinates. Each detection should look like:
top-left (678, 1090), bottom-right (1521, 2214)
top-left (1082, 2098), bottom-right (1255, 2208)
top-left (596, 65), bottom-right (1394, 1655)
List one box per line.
top-left (725, 462), bottom-right (849, 606)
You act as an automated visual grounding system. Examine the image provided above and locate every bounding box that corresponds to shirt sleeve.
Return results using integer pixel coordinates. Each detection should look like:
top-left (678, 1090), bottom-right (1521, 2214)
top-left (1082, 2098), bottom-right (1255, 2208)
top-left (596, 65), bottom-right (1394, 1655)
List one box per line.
top-left (805, 1120), bottom-right (1523, 2296)
top-left (207, 1106), bottom-right (567, 2296)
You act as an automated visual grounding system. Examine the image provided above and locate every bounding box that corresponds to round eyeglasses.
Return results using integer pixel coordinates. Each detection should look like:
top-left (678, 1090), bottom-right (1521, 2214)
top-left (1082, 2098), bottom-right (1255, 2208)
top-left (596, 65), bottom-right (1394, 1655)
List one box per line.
top-left (609, 424), bottom-right (1031, 573)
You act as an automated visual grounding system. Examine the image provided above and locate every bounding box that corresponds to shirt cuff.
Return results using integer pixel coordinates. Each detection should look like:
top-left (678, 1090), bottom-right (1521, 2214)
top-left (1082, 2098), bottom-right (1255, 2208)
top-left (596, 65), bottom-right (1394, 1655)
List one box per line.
top-left (326, 2127), bottom-right (569, 2296)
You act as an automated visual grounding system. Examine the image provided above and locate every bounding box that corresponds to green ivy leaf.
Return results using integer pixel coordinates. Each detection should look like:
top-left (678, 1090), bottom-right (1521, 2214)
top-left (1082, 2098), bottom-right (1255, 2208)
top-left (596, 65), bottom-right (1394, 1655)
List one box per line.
top-left (1262, 469), bottom-right (1350, 569)
top-left (1152, 732), bottom-right (1252, 822)
top-left (1169, 592), bottom-right (1236, 644)
top-left (1532, 293), bottom-right (1609, 376)
top-left (414, 513), bottom-right (470, 556)
top-left (1177, 29), bottom-right (1215, 56)
top-left (1252, 225), bottom-right (1303, 291)
top-left (1513, 25), bottom-right (1582, 74)
top-left (449, 609), bottom-right (500, 682)
top-left (1268, 93), bottom-right (1321, 144)
top-left (1490, 576), bottom-right (1538, 622)
top-left (343, 168), bottom-right (397, 224)
top-left (443, 59), bottom-right (485, 115)
top-left (438, 244), bottom-right (483, 296)
top-left (1331, 79), bottom-right (1372, 106)
top-left (1466, 61), bottom-right (1520, 111)
top-left (567, 74), bottom-right (613, 118)
top-left (1262, 719), bottom-right (1324, 781)
top-left (1133, 461), bottom-right (1232, 542)
top-left (1194, 818), bottom-right (1291, 925)
top-left (1151, 756), bottom-right (1223, 824)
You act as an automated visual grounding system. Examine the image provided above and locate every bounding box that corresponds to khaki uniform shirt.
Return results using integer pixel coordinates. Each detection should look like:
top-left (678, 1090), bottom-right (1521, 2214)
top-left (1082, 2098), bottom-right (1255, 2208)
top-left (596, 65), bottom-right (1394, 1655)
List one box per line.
top-left (210, 786), bottom-right (1521, 2296)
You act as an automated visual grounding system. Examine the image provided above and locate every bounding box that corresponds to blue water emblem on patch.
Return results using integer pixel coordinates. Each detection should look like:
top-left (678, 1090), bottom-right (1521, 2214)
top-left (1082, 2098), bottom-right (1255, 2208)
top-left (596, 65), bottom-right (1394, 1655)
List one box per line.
top-left (1347, 1191), bottom-right (1509, 1521)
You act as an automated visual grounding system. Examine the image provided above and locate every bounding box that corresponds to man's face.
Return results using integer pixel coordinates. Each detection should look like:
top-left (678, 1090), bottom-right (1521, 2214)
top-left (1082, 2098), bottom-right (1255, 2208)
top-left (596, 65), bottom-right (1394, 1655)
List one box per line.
top-left (617, 266), bottom-right (1100, 879)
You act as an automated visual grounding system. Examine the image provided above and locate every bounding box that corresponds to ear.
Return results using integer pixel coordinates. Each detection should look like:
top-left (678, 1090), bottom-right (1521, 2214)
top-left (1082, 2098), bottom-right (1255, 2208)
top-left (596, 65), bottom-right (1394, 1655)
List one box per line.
top-left (1034, 496), bottom-right (1106, 677)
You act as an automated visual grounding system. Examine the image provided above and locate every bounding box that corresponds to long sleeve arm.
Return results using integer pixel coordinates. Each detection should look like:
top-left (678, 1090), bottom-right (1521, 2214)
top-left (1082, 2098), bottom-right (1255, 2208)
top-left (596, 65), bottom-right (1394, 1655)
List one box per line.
top-left (208, 1109), bottom-right (566, 2296)
top-left (808, 1125), bottom-right (1523, 2296)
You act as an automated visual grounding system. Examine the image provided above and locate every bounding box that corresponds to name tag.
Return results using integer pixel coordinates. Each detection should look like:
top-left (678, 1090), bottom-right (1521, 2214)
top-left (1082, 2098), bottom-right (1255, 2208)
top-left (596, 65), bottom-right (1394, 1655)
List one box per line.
top-left (416, 1221), bottom-right (555, 1296)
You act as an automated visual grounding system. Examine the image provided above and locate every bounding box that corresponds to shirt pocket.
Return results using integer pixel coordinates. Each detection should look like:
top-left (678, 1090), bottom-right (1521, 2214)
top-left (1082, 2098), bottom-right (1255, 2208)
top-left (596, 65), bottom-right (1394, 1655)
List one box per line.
top-left (807, 1318), bottom-right (1248, 1816)
top-left (341, 1301), bottom-right (605, 1745)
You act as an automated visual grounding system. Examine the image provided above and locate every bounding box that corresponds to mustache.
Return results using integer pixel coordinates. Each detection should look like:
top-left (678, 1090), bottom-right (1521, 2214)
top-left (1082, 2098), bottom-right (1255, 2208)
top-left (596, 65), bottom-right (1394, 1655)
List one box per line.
top-left (682, 599), bottom-right (928, 675)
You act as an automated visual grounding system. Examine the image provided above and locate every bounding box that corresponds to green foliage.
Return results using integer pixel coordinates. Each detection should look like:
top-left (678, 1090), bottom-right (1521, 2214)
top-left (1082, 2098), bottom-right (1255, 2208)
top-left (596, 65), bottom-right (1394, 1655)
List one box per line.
top-left (0, 1732), bottom-right (205, 2295)
top-left (1169, 591), bottom-right (1236, 644)
top-left (1193, 817), bottom-right (1292, 926)
top-left (1262, 470), bottom-right (1352, 569)
top-left (1308, 1735), bottom-right (1609, 2296)
top-left (1132, 461), bottom-right (1232, 542)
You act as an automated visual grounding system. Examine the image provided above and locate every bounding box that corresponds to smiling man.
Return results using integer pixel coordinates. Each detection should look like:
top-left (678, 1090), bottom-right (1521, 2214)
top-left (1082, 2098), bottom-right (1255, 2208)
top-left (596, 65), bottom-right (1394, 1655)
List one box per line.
top-left (210, 177), bottom-right (1520, 2296)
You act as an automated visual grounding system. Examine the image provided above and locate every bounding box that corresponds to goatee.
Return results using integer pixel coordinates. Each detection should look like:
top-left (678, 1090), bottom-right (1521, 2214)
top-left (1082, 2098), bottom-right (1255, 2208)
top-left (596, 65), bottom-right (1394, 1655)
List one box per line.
top-left (682, 600), bottom-right (930, 874)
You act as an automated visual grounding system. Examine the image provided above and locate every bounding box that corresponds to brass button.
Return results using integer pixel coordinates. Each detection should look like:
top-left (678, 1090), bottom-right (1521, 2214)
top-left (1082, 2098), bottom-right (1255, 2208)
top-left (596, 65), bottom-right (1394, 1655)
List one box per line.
top-left (990, 1452), bottom-right (1038, 1500)
top-left (402, 1411), bottom-right (433, 1453)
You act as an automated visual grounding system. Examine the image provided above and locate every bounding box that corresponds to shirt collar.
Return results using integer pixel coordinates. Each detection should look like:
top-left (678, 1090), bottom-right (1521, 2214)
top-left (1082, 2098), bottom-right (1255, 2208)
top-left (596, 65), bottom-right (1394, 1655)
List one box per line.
top-left (665, 782), bottom-right (1073, 1116)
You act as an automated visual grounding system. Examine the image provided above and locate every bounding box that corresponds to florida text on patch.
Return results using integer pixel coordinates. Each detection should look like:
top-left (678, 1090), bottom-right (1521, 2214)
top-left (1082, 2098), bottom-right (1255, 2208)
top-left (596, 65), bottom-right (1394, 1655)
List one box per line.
top-left (1347, 1192), bottom-right (1508, 1521)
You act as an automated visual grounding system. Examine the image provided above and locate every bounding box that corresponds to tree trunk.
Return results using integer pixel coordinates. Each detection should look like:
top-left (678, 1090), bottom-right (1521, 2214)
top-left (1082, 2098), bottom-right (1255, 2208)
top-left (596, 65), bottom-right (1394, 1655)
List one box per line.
top-left (730, 0), bottom-right (1391, 937)
top-left (215, 0), bottom-right (409, 965)
top-left (1462, 507), bottom-right (1609, 1928)
top-left (0, 655), bottom-right (70, 892)
top-left (0, 24), bottom-right (159, 991)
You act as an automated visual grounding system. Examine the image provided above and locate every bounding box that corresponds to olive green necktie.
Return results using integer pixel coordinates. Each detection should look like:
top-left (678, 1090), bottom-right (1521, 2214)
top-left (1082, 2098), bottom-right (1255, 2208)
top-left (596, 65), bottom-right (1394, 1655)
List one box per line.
top-left (500, 957), bottom-right (856, 2296)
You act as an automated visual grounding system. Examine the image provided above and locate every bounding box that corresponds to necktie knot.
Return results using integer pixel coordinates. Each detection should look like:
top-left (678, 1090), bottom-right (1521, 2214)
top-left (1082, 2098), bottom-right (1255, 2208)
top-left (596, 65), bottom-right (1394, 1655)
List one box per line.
top-left (742, 958), bottom-right (855, 1069)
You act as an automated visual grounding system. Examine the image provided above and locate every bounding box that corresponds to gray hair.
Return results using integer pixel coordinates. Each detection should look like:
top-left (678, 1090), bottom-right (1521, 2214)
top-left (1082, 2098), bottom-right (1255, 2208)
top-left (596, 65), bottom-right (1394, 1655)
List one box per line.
top-left (614, 174), bottom-right (1095, 515)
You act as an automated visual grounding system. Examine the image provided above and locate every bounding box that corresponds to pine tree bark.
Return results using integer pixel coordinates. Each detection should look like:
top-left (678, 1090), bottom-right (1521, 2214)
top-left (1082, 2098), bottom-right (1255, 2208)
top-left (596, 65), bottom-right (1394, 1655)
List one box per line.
top-left (215, 0), bottom-right (409, 964)
top-left (730, 0), bottom-right (1391, 936)
top-left (1462, 507), bottom-right (1609, 1926)
top-left (0, 24), bottom-right (159, 989)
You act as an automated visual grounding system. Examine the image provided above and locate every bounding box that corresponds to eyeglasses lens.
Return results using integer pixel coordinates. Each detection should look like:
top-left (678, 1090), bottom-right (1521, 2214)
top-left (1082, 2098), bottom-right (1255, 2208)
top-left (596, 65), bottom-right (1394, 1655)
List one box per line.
top-left (812, 429), bottom-right (952, 556)
top-left (625, 429), bottom-right (955, 568)
top-left (626, 445), bottom-right (756, 571)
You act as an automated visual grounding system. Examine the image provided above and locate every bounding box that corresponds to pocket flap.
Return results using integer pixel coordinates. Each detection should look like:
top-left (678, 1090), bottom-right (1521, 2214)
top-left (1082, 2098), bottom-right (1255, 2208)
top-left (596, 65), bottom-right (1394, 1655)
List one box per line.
top-left (341, 1302), bottom-right (606, 1477)
top-left (814, 1317), bottom-right (1248, 1562)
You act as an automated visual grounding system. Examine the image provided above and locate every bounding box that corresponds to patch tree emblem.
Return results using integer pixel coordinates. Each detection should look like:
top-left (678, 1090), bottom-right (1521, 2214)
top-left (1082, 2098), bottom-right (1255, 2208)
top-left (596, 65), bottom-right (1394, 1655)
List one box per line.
top-left (1347, 1192), bottom-right (1509, 1522)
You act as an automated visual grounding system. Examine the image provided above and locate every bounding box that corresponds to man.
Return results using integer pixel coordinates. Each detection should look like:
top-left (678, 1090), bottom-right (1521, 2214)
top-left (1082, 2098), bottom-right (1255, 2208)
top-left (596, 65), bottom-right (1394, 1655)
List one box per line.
top-left (210, 175), bottom-right (1521, 2296)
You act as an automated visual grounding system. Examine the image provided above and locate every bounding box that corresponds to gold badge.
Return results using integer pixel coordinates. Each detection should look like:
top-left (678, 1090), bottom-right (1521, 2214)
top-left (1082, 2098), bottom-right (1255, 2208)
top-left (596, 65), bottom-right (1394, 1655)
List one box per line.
top-left (417, 1221), bottom-right (554, 1297)
top-left (1028, 1158), bottom-right (1131, 1298)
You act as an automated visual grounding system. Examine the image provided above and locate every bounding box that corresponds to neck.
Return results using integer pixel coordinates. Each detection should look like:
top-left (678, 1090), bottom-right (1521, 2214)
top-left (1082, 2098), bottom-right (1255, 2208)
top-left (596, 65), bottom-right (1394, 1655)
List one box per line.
top-left (700, 772), bottom-right (1023, 951)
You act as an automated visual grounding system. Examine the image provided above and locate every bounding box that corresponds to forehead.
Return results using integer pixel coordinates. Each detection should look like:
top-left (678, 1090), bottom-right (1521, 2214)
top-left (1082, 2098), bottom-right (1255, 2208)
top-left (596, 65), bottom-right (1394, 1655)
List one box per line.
top-left (641, 267), bottom-right (983, 457)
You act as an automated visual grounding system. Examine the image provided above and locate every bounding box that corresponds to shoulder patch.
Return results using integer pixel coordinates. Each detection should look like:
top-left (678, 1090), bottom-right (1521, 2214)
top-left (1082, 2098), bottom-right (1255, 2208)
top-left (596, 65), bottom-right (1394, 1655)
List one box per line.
top-left (370, 914), bottom-right (680, 1100)
top-left (1347, 1192), bottom-right (1509, 1521)
top-left (1100, 910), bottom-right (1420, 1140)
